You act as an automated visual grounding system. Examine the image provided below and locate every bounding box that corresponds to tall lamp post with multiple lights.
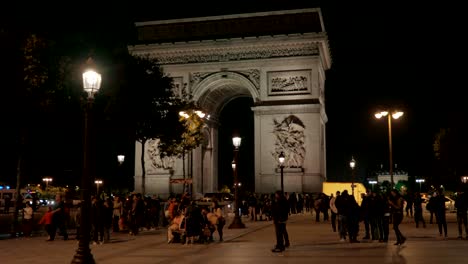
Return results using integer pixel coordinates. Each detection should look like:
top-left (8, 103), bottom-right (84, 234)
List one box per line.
top-left (416, 178), bottom-right (425, 192)
top-left (229, 136), bottom-right (245, 229)
top-left (278, 152), bottom-right (285, 193)
top-left (117, 155), bottom-right (125, 165)
top-left (94, 180), bottom-right (103, 197)
top-left (42, 177), bottom-right (52, 191)
top-left (461, 176), bottom-right (468, 184)
top-left (369, 180), bottom-right (377, 191)
top-left (71, 60), bottom-right (101, 264)
top-left (350, 157), bottom-right (356, 196)
top-left (375, 110), bottom-right (404, 188)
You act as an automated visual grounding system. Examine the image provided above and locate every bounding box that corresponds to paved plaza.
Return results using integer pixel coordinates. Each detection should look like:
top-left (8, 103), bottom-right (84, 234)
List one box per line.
top-left (1, 212), bottom-right (467, 263)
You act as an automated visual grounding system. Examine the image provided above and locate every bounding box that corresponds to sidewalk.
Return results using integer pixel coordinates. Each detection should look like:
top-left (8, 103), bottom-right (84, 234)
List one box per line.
top-left (2, 212), bottom-right (460, 264)
top-left (0, 214), bottom-right (275, 264)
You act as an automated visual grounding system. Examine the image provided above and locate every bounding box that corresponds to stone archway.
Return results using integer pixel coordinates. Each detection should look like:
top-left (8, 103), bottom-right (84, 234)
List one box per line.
top-left (130, 8), bottom-right (331, 197)
top-left (191, 71), bottom-right (259, 193)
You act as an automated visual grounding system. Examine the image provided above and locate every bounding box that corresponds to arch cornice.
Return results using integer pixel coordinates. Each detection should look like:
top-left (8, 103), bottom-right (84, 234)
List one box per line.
top-left (128, 33), bottom-right (331, 69)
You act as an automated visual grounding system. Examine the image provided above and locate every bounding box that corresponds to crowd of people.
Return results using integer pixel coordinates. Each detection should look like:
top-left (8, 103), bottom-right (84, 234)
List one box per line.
top-left (8, 186), bottom-right (468, 253)
top-left (326, 187), bottom-right (468, 245)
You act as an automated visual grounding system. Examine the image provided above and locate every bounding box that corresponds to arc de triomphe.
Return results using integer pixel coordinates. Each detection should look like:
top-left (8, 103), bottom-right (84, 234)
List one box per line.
top-left (128, 8), bottom-right (331, 197)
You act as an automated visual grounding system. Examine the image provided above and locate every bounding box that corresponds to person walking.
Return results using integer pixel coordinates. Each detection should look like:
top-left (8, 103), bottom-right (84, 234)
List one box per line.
top-left (360, 192), bottom-right (371, 239)
top-left (414, 192), bottom-right (426, 228)
top-left (112, 196), bottom-right (123, 232)
top-left (434, 188), bottom-right (448, 238)
top-left (428, 193), bottom-right (437, 224)
top-left (38, 207), bottom-right (54, 241)
top-left (212, 201), bottom-right (225, 242)
top-left (50, 194), bottom-right (68, 241)
top-left (455, 189), bottom-right (468, 239)
top-left (335, 190), bottom-right (350, 242)
top-left (271, 191), bottom-right (290, 253)
top-left (329, 192), bottom-right (339, 232)
top-left (388, 189), bottom-right (406, 245)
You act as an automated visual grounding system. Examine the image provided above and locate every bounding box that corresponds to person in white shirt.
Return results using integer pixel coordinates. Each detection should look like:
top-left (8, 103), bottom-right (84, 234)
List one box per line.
top-left (329, 191), bottom-right (340, 233)
top-left (22, 203), bottom-right (34, 237)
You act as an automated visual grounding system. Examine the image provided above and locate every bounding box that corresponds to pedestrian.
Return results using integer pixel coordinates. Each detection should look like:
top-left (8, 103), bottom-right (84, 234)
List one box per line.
top-left (388, 189), bottom-right (406, 245)
top-left (405, 191), bottom-right (414, 218)
top-left (427, 193), bottom-right (437, 224)
top-left (360, 192), bottom-right (371, 239)
top-left (112, 196), bottom-right (123, 232)
top-left (454, 189), bottom-right (468, 239)
top-left (329, 192), bottom-right (339, 232)
top-left (335, 190), bottom-right (350, 242)
top-left (38, 207), bottom-right (54, 241)
top-left (434, 188), bottom-right (448, 238)
top-left (413, 192), bottom-right (426, 228)
top-left (91, 196), bottom-right (104, 245)
top-left (212, 200), bottom-right (226, 242)
top-left (4, 194), bottom-right (11, 214)
top-left (50, 194), bottom-right (68, 241)
top-left (22, 203), bottom-right (34, 237)
top-left (271, 191), bottom-right (290, 252)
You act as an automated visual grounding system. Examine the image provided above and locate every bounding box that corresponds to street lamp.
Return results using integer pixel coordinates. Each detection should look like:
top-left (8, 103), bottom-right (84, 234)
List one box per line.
top-left (71, 59), bottom-right (101, 264)
top-left (42, 177), bottom-right (52, 191)
top-left (350, 157), bottom-right (356, 195)
top-left (369, 180), bottom-right (377, 191)
top-left (95, 180), bottom-right (103, 196)
top-left (117, 155), bottom-right (125, 165)
top-left (229, 136), bottom-right (245, 229)
top-left (461, 176), bottom-right (468, 184)
top-left (375, 110), bottom-right (404, 188)
top-left (278, 152), bottom-right (285, 193)
top-left (416, 178), bottom-right (425, 192)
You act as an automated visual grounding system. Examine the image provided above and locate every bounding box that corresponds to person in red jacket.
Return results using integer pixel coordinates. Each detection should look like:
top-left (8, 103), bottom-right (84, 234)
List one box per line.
top-left (38, 207), bottom-right (54, 241)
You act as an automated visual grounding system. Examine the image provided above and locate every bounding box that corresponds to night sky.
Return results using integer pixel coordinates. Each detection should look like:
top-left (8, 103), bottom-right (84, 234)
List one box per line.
top-left (1, 1), bottom-right (467, 191)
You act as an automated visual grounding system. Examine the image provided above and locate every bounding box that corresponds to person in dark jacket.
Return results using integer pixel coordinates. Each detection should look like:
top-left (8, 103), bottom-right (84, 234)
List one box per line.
top-left (91, 196), bottom-right (104, 244)
top-left (271, 191), bottom-right (290, 252)
top-left (414, 192), bottom-right (426, 228)
top-left (434, 188), bottom-right (448, 238)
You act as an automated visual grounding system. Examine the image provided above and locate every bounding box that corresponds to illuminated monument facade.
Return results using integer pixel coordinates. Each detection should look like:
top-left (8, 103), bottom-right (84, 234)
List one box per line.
top-left (129, 8), bottom-right (332, 196)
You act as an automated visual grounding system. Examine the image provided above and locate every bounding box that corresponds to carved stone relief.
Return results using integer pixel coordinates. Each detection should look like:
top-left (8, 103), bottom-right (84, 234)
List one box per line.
top-left (268, 70), bottom-right (312, 95)
top-left (190, 69), bottom-right (260, 90)
top-left (144, 43), bottom-right (319, 65)
top-left (272, 115), bottom-right (306, 168)
top-left (146, 139), bottom-right (175, 172)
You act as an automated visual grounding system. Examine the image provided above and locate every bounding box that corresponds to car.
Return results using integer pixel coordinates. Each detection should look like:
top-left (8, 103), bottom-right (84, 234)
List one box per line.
top-left (445, 196), bottom-right (455, 212)
top-left (201, 193), bottom-right (234, 203)
top-left (196, 193), bottom-right (235, 214)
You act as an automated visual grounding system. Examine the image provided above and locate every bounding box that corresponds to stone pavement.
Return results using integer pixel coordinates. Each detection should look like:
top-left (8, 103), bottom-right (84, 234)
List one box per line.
top-left (0, 214), bottom-right (273, 264)
top-left (1, 212), bottom-right (467, 264)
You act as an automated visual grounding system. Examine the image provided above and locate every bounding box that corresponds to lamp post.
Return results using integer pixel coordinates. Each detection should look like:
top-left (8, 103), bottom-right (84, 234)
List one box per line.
top-left (350, 157), bottom-right (356, 195)
top-left (369, 180), bottom-right (377, 191)
top-left (117, 155), bottom-right (125, 165)
top-left (461, 176), bottom-right (468, 184)
top-left (278, 152), bottom-right (285, 193)
top-left (416, 178), bottom-right (425, 192)
top-left (229, 136), bottom-right (245, 229)
top-left (375, 110), bottom-right (404, 188)
top-left (94, 180), bottom-right (103, 196)
top-left (71, 60), bottom-right (101, 264)
top-left (42, 177), bottom-right (52, 191)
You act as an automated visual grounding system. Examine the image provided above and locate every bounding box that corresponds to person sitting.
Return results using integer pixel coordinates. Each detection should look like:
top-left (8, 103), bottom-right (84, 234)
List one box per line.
top-left (167, 212), bottom-right (185, 243)
top-left (200, 207), bottom-right (217, 242)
